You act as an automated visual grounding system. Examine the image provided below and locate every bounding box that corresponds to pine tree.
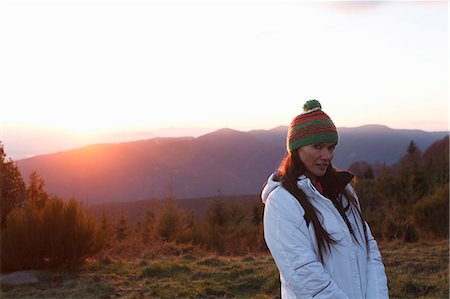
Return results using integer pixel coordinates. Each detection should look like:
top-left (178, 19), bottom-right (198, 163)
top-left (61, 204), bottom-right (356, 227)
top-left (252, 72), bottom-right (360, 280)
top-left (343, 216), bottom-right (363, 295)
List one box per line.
top-left (228, 203), bottom-right (245, 225)
top-left (100, 211), bottom-right (112, 245)
top-left (141, 210), bottom-right (155, 244)
top-left (251, 204), bottom-right (262, 225)
top-left (407, 140), bottom-right (418, 155)
top-left (207, 198), bottom-right (227, 227)
top-left (397, 140), bottom-right (422, 204)
top-left (27, 171), bottom-right (49, 209)
top-left (115, 214), bottom-right (129, 241)
top-left (0, 143), bottom-right (26, 228)
top-left (156, 179), bottom-right (182, 241)
top-left (157, 202), bottom-right (179, 241)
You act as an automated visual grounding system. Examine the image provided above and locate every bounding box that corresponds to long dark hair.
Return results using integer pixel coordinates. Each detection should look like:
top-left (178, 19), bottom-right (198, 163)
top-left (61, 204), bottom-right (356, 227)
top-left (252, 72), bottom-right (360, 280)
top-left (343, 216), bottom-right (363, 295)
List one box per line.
top-left (275, 151), bottom-right (368, 263)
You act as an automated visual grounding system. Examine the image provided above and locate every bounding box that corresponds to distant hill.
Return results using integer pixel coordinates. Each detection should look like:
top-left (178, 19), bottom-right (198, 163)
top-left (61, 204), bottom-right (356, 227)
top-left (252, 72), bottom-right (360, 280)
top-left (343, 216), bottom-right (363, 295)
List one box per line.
top-left (16, 125), bottom-right (448, 205)
top-left (334, 125), bottom-right (448, 168)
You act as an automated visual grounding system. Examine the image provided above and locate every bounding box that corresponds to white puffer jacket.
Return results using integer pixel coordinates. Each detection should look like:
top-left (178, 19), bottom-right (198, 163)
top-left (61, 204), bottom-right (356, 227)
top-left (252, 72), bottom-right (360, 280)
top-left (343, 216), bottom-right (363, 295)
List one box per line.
top-left (262, 173), bottom-right (389, 299)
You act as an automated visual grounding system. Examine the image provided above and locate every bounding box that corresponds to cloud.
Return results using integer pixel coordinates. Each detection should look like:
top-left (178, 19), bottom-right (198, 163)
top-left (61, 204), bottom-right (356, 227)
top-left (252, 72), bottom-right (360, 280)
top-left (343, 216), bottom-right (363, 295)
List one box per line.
top-left (324, 0), bottom-right (447, 13)
top-left (323, 1), bottom-right (385, 13)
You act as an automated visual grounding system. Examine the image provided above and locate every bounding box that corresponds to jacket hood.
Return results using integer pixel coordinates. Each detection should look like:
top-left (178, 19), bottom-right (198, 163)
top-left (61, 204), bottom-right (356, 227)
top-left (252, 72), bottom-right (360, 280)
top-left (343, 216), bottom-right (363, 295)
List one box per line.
top-left (261, 173), bottom-right (281, 204)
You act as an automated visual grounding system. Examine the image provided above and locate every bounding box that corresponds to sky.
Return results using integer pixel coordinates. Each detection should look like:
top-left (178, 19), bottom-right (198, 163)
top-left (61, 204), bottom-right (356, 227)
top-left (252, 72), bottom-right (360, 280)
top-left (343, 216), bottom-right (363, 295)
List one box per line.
top-left (0, 0), bottom-right (448, 159)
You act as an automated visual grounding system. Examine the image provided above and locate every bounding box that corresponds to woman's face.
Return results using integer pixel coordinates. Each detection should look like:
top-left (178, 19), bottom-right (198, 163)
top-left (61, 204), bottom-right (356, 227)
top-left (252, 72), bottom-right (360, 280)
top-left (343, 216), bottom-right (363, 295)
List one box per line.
top-left (297, 142), bottom-right (336, 182)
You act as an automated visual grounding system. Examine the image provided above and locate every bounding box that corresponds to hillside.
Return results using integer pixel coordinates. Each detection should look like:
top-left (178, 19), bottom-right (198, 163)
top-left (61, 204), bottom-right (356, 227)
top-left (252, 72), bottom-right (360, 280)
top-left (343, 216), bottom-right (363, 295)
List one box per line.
top-left (16, 125), bottom-right (448, 205)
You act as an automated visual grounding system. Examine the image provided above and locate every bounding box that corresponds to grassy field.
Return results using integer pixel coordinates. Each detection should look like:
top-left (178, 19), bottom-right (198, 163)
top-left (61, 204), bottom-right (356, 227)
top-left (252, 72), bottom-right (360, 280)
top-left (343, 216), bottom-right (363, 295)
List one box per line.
top-left (1, 240), bottom-right (448, 299)
top-left (380, 240), bottom-right (448, 299)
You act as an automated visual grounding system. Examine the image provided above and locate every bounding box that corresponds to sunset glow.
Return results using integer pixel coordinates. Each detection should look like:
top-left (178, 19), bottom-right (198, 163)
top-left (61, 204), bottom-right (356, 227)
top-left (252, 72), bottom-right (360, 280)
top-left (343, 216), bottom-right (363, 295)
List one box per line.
top-left (0, 1), bottom-right (448, 159)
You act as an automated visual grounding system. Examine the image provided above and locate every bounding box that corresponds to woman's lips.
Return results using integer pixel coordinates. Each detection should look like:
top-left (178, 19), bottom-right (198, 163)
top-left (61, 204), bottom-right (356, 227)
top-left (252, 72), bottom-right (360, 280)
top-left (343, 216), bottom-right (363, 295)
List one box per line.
top-left (316, 164), bottom-right (328, 169)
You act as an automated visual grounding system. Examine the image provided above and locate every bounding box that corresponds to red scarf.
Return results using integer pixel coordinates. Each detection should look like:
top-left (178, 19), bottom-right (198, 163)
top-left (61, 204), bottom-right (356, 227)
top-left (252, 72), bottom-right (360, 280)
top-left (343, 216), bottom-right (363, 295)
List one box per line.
top-left (315, 180), bottom-right (324, 195)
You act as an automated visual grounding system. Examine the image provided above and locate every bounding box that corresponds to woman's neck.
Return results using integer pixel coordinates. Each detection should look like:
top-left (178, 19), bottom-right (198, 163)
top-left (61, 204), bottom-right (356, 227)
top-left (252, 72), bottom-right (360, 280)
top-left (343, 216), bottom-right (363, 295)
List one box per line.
top-left (305, 171), bottom-right (317, 183)
top-left (305, 173), bottom-right (324, 194)
top-left (314, 179), bottom-right (324, 194)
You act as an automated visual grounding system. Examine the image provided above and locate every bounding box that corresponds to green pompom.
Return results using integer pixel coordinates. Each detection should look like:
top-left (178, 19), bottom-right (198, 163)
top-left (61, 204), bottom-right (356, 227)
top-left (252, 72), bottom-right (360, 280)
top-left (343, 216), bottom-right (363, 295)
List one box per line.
top-left (303, 99), bottom-right (322, 112)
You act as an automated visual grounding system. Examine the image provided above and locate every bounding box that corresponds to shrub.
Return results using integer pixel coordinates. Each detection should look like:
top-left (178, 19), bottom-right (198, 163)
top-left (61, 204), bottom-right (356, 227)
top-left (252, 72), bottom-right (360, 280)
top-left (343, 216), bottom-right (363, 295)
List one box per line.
top-left (156, 195), bottom-right (184, 242)
top-left (413, 183), bottom-right (449, 238)
top-left (403, 223), bottom-right (418, 243)
top-left (383, 218), bottom-right (404, 240)
top-left (1, 197), bottom-right (101, 272)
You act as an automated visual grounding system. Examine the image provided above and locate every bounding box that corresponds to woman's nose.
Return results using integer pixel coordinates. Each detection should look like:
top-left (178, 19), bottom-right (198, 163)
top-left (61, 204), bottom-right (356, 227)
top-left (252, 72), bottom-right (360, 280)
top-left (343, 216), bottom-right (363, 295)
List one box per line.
top-left (321, 149), bottom-right (332, 161)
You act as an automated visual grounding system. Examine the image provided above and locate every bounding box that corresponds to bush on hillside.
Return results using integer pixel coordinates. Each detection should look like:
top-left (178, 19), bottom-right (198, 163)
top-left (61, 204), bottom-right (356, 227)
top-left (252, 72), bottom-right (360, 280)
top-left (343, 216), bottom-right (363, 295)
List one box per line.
top-left (1, 197), bottom-right (101, 272)
top-left (413, 183), bottom-right (449, 238)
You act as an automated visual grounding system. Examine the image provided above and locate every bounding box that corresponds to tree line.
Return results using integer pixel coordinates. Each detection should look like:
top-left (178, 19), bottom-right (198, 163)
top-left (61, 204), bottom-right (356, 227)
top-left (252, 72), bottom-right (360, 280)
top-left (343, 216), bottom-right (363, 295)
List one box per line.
top-left (97, 189), bottom-right (265, 258)
top-left (350, 137), bottom-right (449, 241)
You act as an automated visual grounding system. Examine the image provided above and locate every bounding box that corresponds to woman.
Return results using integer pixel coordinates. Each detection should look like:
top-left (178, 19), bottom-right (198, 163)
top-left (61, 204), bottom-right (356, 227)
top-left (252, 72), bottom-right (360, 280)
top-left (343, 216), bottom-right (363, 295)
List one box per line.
top-left (262, 100), bottom-right (388, 299)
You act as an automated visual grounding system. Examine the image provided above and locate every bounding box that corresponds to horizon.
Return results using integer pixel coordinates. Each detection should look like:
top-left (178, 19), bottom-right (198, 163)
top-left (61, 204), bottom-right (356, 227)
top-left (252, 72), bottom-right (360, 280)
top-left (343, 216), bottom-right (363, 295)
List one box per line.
top-left (2, 123), bottom-right (448, 161)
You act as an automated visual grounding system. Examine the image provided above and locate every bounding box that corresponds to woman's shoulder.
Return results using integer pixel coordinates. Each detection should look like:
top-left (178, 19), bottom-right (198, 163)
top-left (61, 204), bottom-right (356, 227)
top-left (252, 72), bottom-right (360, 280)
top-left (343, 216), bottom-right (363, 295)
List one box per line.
top-left (265, 183), bottom-right (307, 219)
top-left (335, 170), bottom-right (355, 189)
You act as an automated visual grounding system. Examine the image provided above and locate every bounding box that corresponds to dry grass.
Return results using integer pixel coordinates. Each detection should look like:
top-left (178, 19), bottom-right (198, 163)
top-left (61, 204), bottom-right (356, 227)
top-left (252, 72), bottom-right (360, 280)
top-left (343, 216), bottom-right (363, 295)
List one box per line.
top-left (0, 254), bottom-right (279, 298)
top-left (1, 240), bottom-right (447, 298)
top-left (380, 240), bottom-right (448, 299)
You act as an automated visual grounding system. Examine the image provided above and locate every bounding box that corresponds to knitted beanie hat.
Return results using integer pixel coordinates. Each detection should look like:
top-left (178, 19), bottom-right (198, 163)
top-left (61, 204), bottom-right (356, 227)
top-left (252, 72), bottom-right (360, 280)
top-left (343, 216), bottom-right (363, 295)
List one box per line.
top-left (287, 99), bottom-right (338, 152)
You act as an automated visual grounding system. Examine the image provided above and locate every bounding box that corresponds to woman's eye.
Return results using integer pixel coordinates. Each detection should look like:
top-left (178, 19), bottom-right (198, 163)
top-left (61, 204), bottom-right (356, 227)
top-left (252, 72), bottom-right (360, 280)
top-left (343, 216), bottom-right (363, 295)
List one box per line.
top-left (329, 145), bottom-right (335, 151)
top-left (314, 145), bottom-right (321, 149)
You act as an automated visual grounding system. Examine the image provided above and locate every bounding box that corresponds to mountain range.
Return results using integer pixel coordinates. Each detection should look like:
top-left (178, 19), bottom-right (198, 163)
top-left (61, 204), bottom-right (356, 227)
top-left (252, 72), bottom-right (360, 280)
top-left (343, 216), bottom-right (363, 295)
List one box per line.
top-left (16, 125), bottom-right (448, 205)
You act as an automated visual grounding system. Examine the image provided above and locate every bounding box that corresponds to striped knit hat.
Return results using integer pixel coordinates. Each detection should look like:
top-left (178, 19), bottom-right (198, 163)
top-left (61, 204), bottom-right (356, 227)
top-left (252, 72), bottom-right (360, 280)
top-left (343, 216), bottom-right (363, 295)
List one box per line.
top-left (287, 99), bottom-right (338, 152)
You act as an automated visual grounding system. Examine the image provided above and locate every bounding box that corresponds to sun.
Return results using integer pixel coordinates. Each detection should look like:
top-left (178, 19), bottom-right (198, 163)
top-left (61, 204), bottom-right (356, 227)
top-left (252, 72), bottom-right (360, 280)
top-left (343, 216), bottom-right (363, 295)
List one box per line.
top-left (65, 124), bottom-right (95, 136)
top-left (62, 117), bottom-right (104, 136)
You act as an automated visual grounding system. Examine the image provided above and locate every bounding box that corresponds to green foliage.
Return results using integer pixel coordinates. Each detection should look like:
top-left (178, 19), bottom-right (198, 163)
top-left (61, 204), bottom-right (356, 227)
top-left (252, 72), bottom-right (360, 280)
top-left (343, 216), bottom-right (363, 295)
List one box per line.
top-left (413, 183), bottom-right (449, 238)
top-left (356, 136), bottom-right (449, 241)
top-left (1, 197), bottom-right (100, 272)
top-left (0, 143), bottom-right (26, 228)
